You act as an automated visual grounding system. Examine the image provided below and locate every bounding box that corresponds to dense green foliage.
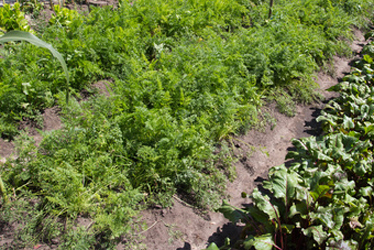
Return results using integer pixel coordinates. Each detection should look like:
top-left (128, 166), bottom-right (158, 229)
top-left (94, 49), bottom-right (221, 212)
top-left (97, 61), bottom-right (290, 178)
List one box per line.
top-left (0, 2), bottom-right (33, 34)
top-left (212, 41), bottom-right (374, 250)
top-left (1, 0), bottom-right (373, 248)
top-left (0, 30), bottom-right (70, 102)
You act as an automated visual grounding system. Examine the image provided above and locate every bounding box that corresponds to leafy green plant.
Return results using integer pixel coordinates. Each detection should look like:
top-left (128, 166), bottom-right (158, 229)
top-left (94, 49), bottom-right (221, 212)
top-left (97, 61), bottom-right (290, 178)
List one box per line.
top-left (214, 127), bottom-right (374, 249)
top-left (19, 0), bottom-right (45, 19)
top-left (1, 0), bottom-right (374, 247)
top-left (49, 5), bottom-right (82, 27)
top-left (0, 30), bottom-right (70, 103)
top-left (0, 173), bottom-right (9, 204)
top-left (0, 3), bottom-right (32, 34)
top-left (0, 30), bottom-right (69, 217)
top-left (210, 34), bottom-right (374, 250)
top-left (217, 164), bottom-right (346, 250)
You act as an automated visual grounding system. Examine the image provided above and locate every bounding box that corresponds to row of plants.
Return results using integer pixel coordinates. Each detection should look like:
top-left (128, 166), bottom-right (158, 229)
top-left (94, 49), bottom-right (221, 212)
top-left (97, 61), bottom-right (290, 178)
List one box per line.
top-left (209, 40), bottom-right (374, 249)
top-left (1, 0), bottom-right (374, 248)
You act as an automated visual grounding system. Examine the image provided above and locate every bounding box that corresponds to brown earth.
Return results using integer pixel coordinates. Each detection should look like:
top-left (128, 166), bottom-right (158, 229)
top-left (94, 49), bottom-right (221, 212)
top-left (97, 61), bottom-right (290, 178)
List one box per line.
top-left (0, 5), bottom-right (368, 248)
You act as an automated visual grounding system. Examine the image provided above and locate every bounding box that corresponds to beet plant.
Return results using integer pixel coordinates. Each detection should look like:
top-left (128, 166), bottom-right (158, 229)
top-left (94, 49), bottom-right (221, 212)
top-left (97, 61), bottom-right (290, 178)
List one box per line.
top-left (209, 36), bottom-right (374, 250)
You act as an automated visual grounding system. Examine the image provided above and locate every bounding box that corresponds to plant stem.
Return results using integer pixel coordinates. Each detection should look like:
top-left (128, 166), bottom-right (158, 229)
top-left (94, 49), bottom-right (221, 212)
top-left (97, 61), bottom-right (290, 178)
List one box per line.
top-left (269, 0), bottom-right (274, 19)
top-left (268, 200), bottom-right (284, 249)
top-left (0, 175), bottom-right (9, 204)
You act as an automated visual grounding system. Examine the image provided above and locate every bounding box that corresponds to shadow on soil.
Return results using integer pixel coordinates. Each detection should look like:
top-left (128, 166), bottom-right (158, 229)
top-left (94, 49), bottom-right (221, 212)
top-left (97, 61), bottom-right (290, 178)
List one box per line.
top-left (206, 223), bottom-right (242, 249)
top-left (176, 242), bottom-right (192, 250)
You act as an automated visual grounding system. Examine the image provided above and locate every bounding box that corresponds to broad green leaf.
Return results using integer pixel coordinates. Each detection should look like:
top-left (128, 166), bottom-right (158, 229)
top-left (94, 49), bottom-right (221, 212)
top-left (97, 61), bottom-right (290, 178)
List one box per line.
top-left (204, 238), bottom-right (230, 250)
top-left (0, 30), bottom-right (70, 103)
top-left (329, 228), bottom-right (344, 241)
top-left (285, 150), bottom-right (300, 160)
top-left (359, 186), bottom-right (373, 197)
top-left (363, 54), bottom-right (373, 64)
top-left (340, 134), bottom-right (362, 152)
top-left (264, 165), bottom-right (299, 206)
top-left (252, 188), bottom-right (278, 221)
top-left (330, 136), bottom-right (351, 162)
top-left (310, 206), bottom-right (346, 230)
top-left (347, 130), bottom-right (362, 139)
top-left (310, 185), bottom-right (330, 202)
top-left (302, 225), bottom-right (328, 245)
top-left (360, 215), bottom-right (374, 246)
top-left (327, 239), bottom-right (357, 250)
top-left (315, 151), bottom-right (333, 162)
top-left (243, 235), bottom-right (257, 250)
top-left (331, 208), bottom-right (345, 231)
top-left (364, 124), bottom-right (374, 136)
top-left (309, 170), bottom-right (330, 191)
top-left (243, 233), bottom-right (275, 250)
top-left (353, 160), bottom-right (371, 176)
top-left (218, 200), bottom-right (247, 224)
top-left (244, 205), bottom-right (273, 227)
top-left (358, 104), bottom-right (371, 120)
top-left (316, 115), bottom-right (338, 131)
top-left (203, 243), bottom-right (220, 250)
top-left (344, 194), bottom-right (361, 208)
top-left (342, 115), bottom-right (354, 130)
top-left (291, 138), bottom-right (308, 151)
top-left (334, 179), bottom-right (356, 197)
top-left (310, 208), bottom-right (334, 229)
top-left (286, 139), bottom-right (307, 160)
top-left (290, 160), bottom-right (313, 176)
top-left (327, 83), bottom-right (347, 92)
top-left (289, 201), bottom-right (308, 219)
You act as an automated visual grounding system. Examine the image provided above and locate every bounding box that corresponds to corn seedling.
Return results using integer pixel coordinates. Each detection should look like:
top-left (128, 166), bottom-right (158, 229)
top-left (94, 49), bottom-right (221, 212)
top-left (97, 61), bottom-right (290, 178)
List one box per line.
top-left (269, 0), bottom-right (274, 19)
top-left (0, 30), bottom-right (70, 103)
top-left (0, 174), bottom-right (9, 204)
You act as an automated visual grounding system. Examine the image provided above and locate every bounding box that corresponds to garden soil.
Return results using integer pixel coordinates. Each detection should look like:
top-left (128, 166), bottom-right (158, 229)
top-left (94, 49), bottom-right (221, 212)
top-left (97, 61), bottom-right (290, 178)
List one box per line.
top-left (0, 6), bottom-right (368, 248)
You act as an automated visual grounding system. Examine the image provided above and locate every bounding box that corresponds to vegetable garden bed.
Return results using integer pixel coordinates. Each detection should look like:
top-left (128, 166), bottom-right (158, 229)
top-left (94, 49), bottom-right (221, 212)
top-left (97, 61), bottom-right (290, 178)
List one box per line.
top-left (0, 0), bottom-right (374, 248)
top-left (212, 39), bottom-right (374, 250)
